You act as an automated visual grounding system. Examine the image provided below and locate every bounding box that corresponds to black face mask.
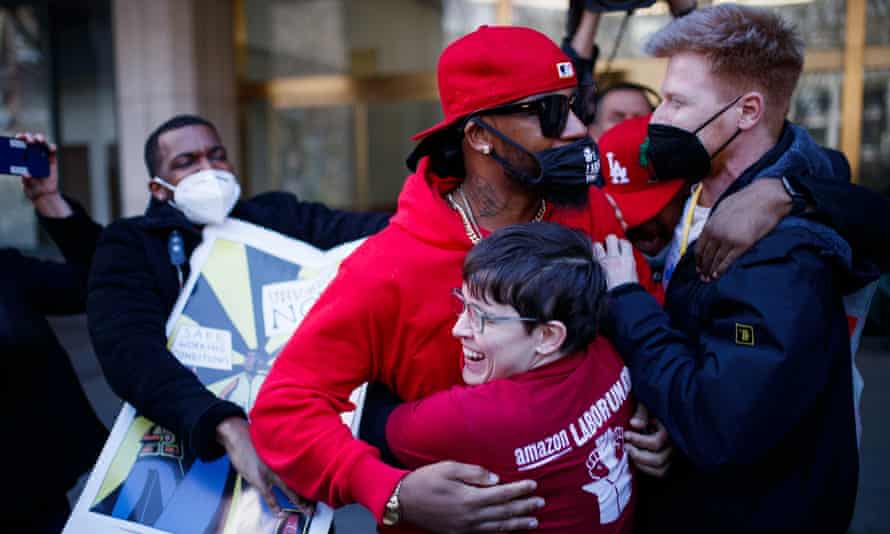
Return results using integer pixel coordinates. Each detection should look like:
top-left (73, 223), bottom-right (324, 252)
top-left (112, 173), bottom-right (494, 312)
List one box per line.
top-left (471, 117), bottom-right (600, 207)
top-left (645, 95), bottom-right (742, 182)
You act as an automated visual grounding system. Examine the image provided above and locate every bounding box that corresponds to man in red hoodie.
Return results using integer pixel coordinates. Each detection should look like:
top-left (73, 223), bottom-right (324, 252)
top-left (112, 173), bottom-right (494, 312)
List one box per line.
top-left (251, 26), bottom-right (663, 532)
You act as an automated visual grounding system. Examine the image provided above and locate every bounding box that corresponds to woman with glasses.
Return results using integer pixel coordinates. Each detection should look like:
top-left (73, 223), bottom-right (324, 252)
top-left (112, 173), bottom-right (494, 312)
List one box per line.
top-left (386, 222), bottom-right (636, 534)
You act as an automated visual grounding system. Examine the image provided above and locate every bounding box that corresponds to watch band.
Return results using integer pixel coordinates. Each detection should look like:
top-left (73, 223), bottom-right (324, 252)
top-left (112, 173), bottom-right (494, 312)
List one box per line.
top-left (382, 479), bottom-right (403, 526)
top-left (781, 176), bottom-right (807, 216)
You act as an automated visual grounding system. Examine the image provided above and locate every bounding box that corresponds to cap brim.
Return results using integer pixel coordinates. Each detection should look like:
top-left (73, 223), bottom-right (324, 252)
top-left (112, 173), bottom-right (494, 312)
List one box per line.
top-left (411, 116), bottom-right (464, 141)
top-left (608, 179), bottom-right (687, 229)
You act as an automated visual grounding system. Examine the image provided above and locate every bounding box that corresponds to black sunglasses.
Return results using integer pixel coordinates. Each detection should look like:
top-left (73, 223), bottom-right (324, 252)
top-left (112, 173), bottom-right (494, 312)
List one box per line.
top-left (474, 93), bottom-right (578, 139)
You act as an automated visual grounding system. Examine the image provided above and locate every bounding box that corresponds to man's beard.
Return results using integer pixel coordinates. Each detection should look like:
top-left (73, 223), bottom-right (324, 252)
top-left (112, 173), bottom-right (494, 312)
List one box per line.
top-left (501, 145), bottom-right (590, 209)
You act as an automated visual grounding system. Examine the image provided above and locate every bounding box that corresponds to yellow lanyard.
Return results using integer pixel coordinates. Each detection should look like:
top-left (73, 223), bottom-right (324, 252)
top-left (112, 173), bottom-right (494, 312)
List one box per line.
top-left (678, 183), bottom-right (704, 258)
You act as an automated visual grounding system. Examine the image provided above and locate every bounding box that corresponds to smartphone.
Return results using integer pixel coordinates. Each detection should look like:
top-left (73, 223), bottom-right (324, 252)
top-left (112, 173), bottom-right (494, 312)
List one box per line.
top-left (0, 135), bottom-right (50, 178)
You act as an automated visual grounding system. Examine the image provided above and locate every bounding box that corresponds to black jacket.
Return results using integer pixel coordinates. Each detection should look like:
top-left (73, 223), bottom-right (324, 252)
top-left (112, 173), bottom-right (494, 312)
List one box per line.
top-left (87, 193), bottom-right (390, 460)
top-left (1, 200), bottom-right (108, 523)
top-left (608, 124), bottom-right (879, 533)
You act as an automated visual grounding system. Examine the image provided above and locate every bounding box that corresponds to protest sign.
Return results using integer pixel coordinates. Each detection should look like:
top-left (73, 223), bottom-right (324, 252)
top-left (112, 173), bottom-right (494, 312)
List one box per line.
top-left (65, 219), bottom-right (366, 534)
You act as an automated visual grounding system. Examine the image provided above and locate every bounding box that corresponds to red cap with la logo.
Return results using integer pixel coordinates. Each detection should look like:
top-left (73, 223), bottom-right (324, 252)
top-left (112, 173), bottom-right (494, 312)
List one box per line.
top-left (600, 114), bottom-right (687, 228)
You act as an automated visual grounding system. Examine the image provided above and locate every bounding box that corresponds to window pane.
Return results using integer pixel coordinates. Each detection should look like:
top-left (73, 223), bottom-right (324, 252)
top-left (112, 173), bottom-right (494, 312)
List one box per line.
top-left (0, 5), bottom-right (52, 249)
top-left (346, 1), bottom-right (446, 75)
top-left (244, 99), bottom-right (443, 211)
top-left (243, 0), bottom-right (348, 80)
top-left (860, 70), bottom-right (890, 193)
top-left (768, 0), bottom-right (846, 50)
top-left (367, 100), bottom-right (443, 210)
top-left (246, 102), bottom-right (356, 208)
top-left (866, 0), bottom-right (890, 46)
top-left (244, 0), bottom-right (459, 80)
top-left (240, 1), bottom-right (490, 211)
top-left (511, 0), bottom-right (848, 62)
top-left (55, 0), bottom-right (117, 223)
top-left (594, 9), bottom-right (672, 59)
top-left (789, 72), bottom-right (843, 149)
top-left (443, 0), bottom-right (498, 43)
top-left (512, 0), bottom-right (569, 43)
top-left (512, 1), bottom-right (672, 60)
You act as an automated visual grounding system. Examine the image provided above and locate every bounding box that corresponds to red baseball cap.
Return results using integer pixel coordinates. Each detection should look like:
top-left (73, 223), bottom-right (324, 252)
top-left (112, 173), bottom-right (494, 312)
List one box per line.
top-left (600, 114), bottom-right (686, 229)
top-left (412, 25), bottom-right (578, 141)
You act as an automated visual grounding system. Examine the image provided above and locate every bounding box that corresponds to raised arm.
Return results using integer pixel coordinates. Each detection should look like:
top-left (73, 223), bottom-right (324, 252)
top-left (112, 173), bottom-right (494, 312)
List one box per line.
top-left (695, 176), bottom-right (890, 280)
top-left (788, 174), bottom-right (890, 272)
top-left (240, 192), bottom-right (390, 250)
top-left (24, 200), bottom-right (102, 316)
top-left (18, 132), bottom-right (102, 314)
top-left (563, 3), bottom-right (600, 125)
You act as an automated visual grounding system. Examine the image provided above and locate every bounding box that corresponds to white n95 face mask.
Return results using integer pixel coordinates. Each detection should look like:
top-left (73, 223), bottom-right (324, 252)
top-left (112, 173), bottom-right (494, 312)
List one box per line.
top-left (152, 169), bottom-right (241, 225)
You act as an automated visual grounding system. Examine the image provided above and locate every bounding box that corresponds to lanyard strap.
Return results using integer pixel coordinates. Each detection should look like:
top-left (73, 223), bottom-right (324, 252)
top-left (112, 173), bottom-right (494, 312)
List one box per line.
top-left (679, 183), bottom-right (704, 258)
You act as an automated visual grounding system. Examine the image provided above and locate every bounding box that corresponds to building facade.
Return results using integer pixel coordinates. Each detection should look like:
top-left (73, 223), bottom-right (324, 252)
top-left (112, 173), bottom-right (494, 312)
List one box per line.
top-left (1, 0), bottom-right (888, 250)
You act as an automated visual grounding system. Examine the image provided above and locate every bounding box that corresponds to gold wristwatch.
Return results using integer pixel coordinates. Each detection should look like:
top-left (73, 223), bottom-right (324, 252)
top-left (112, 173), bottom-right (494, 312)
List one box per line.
top-left (382, 479), bottom-right (403, 526)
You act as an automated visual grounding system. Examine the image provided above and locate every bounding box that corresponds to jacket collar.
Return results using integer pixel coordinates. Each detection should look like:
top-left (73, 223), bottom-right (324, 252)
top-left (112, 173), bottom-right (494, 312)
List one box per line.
top-left (711, 122), bottom-right (793, 212)
top-left (136, 196), bottom-right (252, 236)
top-left (389, 157), bottom-right (477, 251)
top-left (135, 197), bottom-right (203, 235)
top-left (713, 121), bottom-right (835, 213)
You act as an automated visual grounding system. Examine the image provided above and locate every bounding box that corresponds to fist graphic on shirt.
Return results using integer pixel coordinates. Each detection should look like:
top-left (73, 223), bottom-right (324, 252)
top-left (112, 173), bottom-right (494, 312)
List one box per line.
top-left (582, 427), bottom-right (632, 524)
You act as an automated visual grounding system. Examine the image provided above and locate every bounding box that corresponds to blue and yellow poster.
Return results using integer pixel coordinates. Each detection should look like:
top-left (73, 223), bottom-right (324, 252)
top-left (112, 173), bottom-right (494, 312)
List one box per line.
top-left (66, 219), bottom-right (366, 534)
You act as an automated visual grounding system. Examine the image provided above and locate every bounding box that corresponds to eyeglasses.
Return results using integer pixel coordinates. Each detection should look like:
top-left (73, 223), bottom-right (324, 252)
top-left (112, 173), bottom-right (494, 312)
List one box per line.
top-left (474, 93), bottom-right (578, 139)
top-left (451, 288), bottom-right (537, 334)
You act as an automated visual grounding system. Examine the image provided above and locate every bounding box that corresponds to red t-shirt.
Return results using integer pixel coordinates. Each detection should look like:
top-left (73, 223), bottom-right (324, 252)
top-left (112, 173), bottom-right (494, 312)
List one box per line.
top-left (387, 338), bottom-right (636, 534)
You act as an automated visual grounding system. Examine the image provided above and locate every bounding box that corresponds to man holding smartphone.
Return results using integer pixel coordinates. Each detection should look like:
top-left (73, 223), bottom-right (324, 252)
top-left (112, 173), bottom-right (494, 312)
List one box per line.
top-left (2, 133), bottom-right (108, 534)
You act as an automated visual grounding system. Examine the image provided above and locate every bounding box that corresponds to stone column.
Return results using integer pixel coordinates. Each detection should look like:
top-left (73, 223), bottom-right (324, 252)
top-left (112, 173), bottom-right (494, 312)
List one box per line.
top-left (113, 0), bottom-right (239, 216)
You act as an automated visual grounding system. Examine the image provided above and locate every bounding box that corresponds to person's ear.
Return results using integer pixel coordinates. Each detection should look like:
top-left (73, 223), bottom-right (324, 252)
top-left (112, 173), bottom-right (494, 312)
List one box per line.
top-left (463, 119), bottom-right (494, 156)
top-left (737, 91), bottom-right (764, 131)
top-left (149, 178), bottom-right (170, 201)
top-left (535, 320), bottom-right (567, 356)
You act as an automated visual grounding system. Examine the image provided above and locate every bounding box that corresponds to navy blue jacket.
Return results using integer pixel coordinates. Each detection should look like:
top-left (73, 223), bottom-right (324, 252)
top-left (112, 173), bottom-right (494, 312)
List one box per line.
top-left (2, 200), bottom-right (108, 525)
top-left (607, 124), bottom-right (878, 533)
top-left (87, 193), bottom-right (390, 460)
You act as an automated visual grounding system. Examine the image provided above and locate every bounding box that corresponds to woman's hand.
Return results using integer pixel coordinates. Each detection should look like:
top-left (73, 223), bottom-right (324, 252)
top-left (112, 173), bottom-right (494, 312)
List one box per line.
top-left (593, 234), bottom-right (638, 290)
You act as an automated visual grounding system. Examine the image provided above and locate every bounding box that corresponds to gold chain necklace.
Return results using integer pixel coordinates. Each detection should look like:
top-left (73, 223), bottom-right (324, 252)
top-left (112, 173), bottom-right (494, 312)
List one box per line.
top-left (447, 186), bottom-right (546, 245)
